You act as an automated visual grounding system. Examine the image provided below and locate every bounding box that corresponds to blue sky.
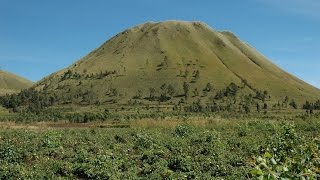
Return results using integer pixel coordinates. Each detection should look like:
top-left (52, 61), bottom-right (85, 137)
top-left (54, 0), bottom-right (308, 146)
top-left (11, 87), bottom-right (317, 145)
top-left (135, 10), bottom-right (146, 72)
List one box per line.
top-left (0, 0), bottom-right (319, 88)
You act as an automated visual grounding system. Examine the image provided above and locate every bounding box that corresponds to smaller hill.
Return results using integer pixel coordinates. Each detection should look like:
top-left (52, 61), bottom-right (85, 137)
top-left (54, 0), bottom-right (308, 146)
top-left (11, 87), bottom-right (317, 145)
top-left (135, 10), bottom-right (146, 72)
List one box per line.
top-left (0, 70), bottom-right (33, 95)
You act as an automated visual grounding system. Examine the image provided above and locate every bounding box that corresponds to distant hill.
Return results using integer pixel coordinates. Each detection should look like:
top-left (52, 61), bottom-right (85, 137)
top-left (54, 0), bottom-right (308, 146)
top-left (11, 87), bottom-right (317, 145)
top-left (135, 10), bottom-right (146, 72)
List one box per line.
top-left (0, 70), bottom-right (33, 95)
top-left (34, 21), bottom-right (320, 106)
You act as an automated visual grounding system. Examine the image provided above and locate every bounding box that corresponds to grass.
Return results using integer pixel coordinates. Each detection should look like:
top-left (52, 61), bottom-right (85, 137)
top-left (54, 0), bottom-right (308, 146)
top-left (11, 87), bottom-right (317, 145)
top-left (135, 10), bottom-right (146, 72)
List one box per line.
top-left (33, 21), bottom-right (320, 107)
top-left (0, 117), bottom-right (319, 179)
top-left (0, 70), bottom-right (33, 95)
top-left (1, 20), bottom-right (320, 178)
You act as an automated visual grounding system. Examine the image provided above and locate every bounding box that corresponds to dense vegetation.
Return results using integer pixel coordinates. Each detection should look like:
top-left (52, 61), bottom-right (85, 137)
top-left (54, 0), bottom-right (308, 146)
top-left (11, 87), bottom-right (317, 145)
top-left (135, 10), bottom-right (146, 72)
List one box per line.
top-left (0, 118), bottom-right (319, 179)
top-left (0, 77), bottom-right (310, 112)
top-left (1, 21), bottom-right (320, 179)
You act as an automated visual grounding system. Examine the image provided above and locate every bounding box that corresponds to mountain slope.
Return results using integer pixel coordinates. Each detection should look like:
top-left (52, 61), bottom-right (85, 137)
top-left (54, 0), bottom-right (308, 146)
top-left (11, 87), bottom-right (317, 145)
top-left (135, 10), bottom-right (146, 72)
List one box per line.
top-left (0, 70), bottom-right (33, 95)
top-left (35, 21), bottom-right (320, 105)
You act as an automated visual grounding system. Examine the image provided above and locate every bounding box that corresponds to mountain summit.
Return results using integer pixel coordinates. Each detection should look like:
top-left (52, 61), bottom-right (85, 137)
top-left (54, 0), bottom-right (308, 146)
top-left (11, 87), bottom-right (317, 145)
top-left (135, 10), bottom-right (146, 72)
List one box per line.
top-left (35, 21), bottom-right (320, 105)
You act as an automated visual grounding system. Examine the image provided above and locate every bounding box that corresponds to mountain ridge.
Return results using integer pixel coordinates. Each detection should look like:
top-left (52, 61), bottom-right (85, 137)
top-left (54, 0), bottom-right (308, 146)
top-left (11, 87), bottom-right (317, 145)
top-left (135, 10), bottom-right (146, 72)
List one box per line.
top-left (33, 21), bottom-right (320, 105)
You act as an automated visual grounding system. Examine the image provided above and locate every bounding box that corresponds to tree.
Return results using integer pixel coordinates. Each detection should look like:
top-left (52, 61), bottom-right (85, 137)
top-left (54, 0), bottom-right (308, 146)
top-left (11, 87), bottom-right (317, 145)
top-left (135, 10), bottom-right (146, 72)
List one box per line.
top-left (136, 90), bottom-right (143, 99)
top-left (204, 83), bottom-right (213, 92)
top-left (283, 96), bottom-right (289, 108)
top-left (193, 88), bottom-right (199, 97)
top-left (215, 90), bottom-right (225, 100)
top-left (256, 103), bottom-right (261, 113)
top-left (160, 83), bottom-right (167, 96)
top-left (194, 70), bottom-right (200, 80)
top-left (149, 87), bottom-right (156, 100)
top-left (244, 105), bottom-right (250, 114)
top-left (203, 90), bottom-right (208, 97)
top-left (255, 90), bottom-right (268, 102)
top-left (167, 84), bottom-right (175, 98)
top-left (164, 56), bottom-right (169, 68)
top-left (315, 100), bottom-right (320, 110)
top-left (289, 99), bottom-right (298, 109)
top-left (185, 99), bottom-right (203, 112)
top-left (160, 83), bottom-right (167, 92)
top-left (224, 83), bottom-right (239, 97)
top-left (263, 103), bottom-right (268, 110)
top-left (184, 70), bottom-right (190, 79)
top-left (61, 70), bottom-right (73, 81)
top-left (183, 82), bottom-right (190, 97)
top-left (263, 91), bottom-right (269, 100)
top-left (111, 88), bottom-right (118, 97)
top-left (284, 96), bottom-right (289, 103)
top-left (262, 103), bottom-right (268, 114)
top-left (303, 101), bottom-right (312, 110)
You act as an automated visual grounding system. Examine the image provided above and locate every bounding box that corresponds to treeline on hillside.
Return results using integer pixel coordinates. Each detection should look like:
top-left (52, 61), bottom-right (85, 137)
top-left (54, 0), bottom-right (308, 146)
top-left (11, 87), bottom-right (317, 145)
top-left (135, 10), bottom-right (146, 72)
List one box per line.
top-left (137, 82), bottom-right (299, 114)
top-left (182, 83), bottom-right (298, 114)
top-left (302, 100), bottom-right (320, 113)
top-left (0, 88), bottom-right (57, 113)
top-left (0, 81), bottom-right (317, 115)
top-left (61, 69), bottom-right (117, 81)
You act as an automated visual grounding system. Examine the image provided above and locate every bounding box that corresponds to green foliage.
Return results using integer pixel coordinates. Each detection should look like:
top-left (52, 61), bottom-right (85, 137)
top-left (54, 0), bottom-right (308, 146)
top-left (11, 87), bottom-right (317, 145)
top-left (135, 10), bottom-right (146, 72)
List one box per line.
top-left (174, 125), bottom-right (191, 137)
top-left (158, 83), bottom-right (175, 102)
top-left (203, 83), bottom-right (213, 92)
top-left (167, 84), bottom-right (176, 98)
top-left (289, 99), bottom-right (298, 109)
top-left (134, 133), bottom-right (154, 149)
top-left (255, 90), bottom-right (269, 102)
top-left (0, 88), bottom-right (56, 113)
top-left (224, 83), bottom-right (239, 97)
top-left (0, 143), bottom-right (22, 163)
top-left (168, 154), bottom-right (192, 172)
top-left (303, 100), bottom-right (320, 111)
top-left (149, 87), bottom-right (156, 100)
top-left (185, 99), bottom-right (204, 112)
top-left (251, 123), bottom-right (320, 179)
top-left (193, 70), bottom-right (200, 81)
top-left (0, 118), bottom-right (319, 179)
top-left (215, 83), bottom-right (239, 100)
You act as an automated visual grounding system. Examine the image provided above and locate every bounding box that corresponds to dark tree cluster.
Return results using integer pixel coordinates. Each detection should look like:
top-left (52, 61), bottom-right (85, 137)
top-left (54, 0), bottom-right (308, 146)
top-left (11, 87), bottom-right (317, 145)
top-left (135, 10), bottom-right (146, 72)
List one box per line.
top-left (0, 89), bottom-right (56, 113)
top-left (303, 100), bottom-right (320, 112)
top-left (184, 99), bottom-right (203, 112)
top-left (203, 83), bottom-right (213, 92)
top-left (289, 99), bottom-right (298, 109)
top-left (215, 83), bottom-right (239, 100)
top-left (147, 83), bottom-right (176, 102)
top-left (255, 90), bottom-right (269, 102)
top-left (61, 70), bottom-right (117, 81)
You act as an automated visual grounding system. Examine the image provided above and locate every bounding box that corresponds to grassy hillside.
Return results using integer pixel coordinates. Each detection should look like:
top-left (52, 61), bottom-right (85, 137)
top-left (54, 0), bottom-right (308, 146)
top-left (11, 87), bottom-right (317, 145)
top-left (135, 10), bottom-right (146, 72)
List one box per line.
top-left (34, 21), bottom-right (319, 106)
top-left (0, 70), bottom-right (33, 95)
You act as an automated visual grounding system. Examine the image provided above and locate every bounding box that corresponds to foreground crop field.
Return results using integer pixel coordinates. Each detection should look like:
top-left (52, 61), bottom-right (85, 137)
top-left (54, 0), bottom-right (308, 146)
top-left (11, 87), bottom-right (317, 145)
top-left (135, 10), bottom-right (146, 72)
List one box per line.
top-left (0, 118), bottom-right (320, 179)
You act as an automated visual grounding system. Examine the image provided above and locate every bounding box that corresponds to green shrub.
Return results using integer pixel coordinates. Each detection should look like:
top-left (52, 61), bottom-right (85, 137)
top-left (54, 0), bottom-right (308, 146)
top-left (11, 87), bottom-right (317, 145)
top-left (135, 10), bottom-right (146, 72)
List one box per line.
top-left (174, 125), bottom-right (191, 137)
top-left (251, 123), bottom-right (320, 179)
